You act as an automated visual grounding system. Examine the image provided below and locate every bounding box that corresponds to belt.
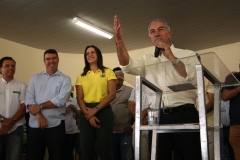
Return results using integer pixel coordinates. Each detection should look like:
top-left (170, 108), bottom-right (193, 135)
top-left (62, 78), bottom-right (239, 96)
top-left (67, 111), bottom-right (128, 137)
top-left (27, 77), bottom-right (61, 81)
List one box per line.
top-left (161, 104), bottom-right (194, 114)
top-left (85, 103), bottom-right (100, 108)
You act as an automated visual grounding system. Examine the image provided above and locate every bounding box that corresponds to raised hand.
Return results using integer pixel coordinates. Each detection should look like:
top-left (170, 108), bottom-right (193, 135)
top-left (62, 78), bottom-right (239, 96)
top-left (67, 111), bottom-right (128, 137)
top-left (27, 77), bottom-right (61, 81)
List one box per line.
top-left (113, 15), bottom-right (123, 43)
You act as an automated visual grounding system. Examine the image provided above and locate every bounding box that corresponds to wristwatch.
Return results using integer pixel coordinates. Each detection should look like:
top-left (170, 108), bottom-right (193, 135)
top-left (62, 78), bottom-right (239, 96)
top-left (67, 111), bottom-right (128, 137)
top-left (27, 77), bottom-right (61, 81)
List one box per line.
top-left (38, 104), bottom-right (43, 110)
top-left (173, 58), bottom-right (180, 66)
top-left (95, 106), bottom-right (101, 112)
top-left (0, 117), bottom-right (4, 122)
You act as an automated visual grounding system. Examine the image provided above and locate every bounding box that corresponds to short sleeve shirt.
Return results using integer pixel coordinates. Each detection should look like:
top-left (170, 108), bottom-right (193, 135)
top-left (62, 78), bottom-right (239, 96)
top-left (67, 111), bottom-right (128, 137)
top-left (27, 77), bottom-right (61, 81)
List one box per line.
top-left (75, 68), bottom-right (117, 103)
top-left (0, 78), bottom-right (27, 133)
top-left (128, 87), bottom-right (149, 110)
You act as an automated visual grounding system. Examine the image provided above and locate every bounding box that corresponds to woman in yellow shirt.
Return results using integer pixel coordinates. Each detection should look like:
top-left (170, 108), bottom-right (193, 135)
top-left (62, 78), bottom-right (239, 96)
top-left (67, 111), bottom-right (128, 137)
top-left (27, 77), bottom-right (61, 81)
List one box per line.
top-left (75, 45), bottom-right (117, 159)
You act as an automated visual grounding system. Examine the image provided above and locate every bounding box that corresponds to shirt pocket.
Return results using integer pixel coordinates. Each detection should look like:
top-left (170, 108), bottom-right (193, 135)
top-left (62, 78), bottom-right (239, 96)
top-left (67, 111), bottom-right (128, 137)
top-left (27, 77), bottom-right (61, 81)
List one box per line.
top-left (54, 84), bottom-right (61, 94)
top-left (12, 90), bottom-right (21, 101)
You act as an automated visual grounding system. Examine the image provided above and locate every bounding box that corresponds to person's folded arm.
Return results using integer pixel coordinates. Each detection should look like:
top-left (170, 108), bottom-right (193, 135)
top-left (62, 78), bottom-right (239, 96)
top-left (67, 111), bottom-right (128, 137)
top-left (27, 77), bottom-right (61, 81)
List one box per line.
top-left (49, 76), bottom-right (72, 108)
top-left (221, 86), bottom-right (240, 101)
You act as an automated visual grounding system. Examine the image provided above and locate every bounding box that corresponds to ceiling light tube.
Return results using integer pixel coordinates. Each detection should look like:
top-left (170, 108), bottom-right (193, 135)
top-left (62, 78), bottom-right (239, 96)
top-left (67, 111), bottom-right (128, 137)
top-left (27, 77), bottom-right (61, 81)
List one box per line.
top-left (73, 17), bottom-right (113, 39)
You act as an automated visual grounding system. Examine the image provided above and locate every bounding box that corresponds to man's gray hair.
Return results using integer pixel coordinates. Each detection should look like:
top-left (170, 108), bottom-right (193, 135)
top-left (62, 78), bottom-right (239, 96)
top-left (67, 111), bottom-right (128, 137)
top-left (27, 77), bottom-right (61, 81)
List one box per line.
top-left (148, 19), bottom-right (171, 35)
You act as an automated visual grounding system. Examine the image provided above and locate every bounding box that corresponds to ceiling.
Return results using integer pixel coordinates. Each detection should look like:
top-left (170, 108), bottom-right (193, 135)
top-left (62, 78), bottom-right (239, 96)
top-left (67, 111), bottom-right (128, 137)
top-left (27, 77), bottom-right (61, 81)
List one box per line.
top-left (0, 0), bottom-right (240, 54)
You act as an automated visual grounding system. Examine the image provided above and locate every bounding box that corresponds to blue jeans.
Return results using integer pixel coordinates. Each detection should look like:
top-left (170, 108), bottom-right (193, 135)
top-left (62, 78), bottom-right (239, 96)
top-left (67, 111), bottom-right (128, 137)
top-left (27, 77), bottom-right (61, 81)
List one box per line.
top-left (27, 120), bottom-right (65, 160)
top-left (111, 132), bottom-right (134, 160)
top-left (0, 126), bottom-right (23, 160)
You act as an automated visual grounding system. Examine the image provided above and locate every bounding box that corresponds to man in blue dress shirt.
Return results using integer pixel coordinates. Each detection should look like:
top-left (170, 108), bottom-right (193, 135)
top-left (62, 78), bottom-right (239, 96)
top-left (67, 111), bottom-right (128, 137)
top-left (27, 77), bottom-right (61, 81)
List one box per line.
top-left (25, 49), bottom-right (72, 160)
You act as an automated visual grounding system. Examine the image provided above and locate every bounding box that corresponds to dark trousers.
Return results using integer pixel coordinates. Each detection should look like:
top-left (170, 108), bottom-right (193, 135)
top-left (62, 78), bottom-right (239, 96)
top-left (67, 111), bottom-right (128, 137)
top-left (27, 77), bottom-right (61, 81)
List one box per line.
top-left (0, 143), bottom-right (6, 160)
top-left (64, 133), bottom-right (78, 160)
top-left (111, 132), bottom-right (134, 160)
top-left (27, 120), bottom-right (65, 160)
top-left (220, 126), bottom-right (235, 160)
top-left (80, 103), bottom-right (114, 160)
top-left (149, 104), bottom-right (201, 160)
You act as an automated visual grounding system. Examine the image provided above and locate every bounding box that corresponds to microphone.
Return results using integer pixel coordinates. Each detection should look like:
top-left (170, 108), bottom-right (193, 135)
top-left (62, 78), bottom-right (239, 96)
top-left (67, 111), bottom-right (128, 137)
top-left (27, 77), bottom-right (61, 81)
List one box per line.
top-left (154, 39), bottom-right (162, 58)
top-left (154, 47), bottom-right (160, 58)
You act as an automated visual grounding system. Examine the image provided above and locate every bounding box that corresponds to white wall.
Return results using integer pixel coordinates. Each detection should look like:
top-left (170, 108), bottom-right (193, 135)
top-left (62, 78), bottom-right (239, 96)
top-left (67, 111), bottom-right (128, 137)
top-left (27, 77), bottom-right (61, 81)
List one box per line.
top-left (0, 37), bottom-right (240, 87)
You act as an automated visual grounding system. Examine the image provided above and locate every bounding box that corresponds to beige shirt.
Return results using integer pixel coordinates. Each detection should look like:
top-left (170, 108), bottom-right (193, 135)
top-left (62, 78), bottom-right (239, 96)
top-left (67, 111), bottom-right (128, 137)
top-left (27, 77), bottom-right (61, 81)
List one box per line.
top-left (0, 78), bottom-right (26, 133)
top-left (111, 85), bottom-right (133, 133)
top-left (121, 45), bottom-right (199, 108)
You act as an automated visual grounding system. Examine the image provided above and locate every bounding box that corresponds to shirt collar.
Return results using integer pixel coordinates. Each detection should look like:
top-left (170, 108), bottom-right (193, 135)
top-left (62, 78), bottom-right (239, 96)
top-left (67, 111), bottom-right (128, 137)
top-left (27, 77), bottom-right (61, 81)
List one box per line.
top-left (87, 69), bottom-right (101, 74)
top-left (117, 85), bottom-right (124, 91)
top-left (42, 70), bottom-right (61, 76)
top-left (170, 44), bottom-right (175, 51)
top-left (68, 97), bottom-right (73, 102)
top-left (1, 78), bottom-right (15, 84)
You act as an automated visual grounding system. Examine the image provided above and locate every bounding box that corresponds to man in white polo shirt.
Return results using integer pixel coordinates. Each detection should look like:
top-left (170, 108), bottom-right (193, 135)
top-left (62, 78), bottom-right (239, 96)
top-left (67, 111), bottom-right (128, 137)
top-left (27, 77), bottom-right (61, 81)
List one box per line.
top-left (0, 56), bottom-right (27, 160)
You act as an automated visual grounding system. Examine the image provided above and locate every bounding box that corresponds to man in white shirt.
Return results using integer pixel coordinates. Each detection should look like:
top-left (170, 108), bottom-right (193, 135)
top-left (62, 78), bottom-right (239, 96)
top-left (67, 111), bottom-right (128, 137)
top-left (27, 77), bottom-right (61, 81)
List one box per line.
top-left (113, 15), bottom-right (201, 159)
top-left (0, 57), bottom-right (27, 160)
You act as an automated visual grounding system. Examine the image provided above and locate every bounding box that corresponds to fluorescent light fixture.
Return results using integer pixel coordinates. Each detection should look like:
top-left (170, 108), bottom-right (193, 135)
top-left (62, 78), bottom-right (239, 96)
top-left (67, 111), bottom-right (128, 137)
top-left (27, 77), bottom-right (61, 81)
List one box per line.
top-left (73, 17), bottom-right (113, 39)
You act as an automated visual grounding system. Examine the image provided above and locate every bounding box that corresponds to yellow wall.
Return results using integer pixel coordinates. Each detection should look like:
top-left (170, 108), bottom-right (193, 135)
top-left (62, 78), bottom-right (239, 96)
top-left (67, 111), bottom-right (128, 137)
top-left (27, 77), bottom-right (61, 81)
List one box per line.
top-left (197, 42), bottom-right (240, 71)
top-left (0, 37), bottom-right (240, 88)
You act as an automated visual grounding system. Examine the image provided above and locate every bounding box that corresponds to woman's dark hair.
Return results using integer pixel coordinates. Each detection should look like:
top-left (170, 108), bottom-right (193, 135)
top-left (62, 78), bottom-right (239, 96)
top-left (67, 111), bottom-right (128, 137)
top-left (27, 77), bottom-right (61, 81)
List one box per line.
top-left (81, 45), bottom-right (107, 76)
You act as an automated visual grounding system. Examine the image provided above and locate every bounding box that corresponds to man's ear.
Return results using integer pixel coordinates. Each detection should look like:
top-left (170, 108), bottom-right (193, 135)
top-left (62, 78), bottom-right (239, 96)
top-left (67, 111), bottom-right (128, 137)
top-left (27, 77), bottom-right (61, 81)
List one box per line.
top-left (168, 31), bottom-right (172, 41)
